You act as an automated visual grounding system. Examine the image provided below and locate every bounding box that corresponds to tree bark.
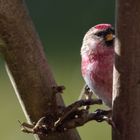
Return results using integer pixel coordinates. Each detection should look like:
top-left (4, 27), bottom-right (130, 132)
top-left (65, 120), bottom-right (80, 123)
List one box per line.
top-left (0, 0), bottom-right (80, 140)
top-left (112, 0), bottom-right (140, 140)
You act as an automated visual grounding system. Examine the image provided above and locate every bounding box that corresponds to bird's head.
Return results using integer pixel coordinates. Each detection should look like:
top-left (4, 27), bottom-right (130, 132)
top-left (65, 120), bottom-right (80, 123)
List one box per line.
top-left (81, 24), bottom-right (115, 55)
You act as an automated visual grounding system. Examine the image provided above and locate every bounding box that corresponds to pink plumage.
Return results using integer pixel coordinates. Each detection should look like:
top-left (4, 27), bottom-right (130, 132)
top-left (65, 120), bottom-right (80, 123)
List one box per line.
top-left (81, 24), bottom-right (115, 107)
top-left (94, 24), bottom-right (112, 30)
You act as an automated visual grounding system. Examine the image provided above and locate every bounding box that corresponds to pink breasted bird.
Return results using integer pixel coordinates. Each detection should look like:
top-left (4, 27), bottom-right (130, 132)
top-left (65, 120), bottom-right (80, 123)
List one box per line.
top-left (81, 24), bottom-right (115, 108)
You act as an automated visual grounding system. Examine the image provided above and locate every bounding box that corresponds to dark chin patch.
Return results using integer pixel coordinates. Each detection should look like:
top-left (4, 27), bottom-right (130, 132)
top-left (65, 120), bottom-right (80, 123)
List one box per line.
top-left (105, 40), bottom-right (114, 47)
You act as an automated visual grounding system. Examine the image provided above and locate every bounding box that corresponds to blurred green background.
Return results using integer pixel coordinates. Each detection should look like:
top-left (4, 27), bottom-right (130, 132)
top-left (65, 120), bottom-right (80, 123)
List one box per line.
top-left (0, 0), bottom-right (115, 139)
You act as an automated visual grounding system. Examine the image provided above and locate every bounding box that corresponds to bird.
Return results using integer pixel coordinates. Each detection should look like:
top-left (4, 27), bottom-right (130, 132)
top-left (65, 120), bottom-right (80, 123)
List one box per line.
top-left (81, 24), bottom-right (115, 108)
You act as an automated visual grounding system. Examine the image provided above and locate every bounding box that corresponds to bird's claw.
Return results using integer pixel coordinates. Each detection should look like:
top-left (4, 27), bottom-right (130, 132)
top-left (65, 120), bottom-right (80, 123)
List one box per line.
top-left (94, 109), bottom-right (115, 127)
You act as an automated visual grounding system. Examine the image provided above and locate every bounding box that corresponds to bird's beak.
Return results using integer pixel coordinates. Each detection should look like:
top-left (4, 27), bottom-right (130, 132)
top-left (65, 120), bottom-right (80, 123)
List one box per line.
top-left (105, 33), bottom-right (115, 41)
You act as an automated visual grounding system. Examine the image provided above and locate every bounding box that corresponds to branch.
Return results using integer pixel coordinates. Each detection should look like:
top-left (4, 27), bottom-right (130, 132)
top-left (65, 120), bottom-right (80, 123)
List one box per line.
top-left (20, 99), bottom-right (112, 135)
top-left (112, 0), bottom-right (140, 139)
top-left (0, 0), bottom-right (80, 140)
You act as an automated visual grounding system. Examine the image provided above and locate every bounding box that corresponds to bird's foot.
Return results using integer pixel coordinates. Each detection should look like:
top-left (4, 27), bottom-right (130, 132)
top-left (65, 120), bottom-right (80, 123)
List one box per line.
top-left (81, 85), bottom-right (94, 110)
top-left (94, 109), bottom-right (115, 127)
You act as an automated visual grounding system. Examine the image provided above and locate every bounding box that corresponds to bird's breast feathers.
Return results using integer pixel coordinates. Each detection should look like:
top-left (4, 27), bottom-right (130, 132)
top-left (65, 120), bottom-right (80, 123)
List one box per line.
top-left (81, 52), bottom-right (113, 107)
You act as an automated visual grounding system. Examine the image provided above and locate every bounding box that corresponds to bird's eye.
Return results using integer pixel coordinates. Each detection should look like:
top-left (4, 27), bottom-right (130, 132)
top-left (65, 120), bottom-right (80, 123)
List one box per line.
top-left (94, 31), bottom-right (105, 37)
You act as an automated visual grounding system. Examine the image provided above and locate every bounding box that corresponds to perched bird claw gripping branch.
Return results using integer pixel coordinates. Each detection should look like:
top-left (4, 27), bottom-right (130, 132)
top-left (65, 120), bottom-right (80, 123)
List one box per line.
top-left (20, 24), bottom-right (115, 136)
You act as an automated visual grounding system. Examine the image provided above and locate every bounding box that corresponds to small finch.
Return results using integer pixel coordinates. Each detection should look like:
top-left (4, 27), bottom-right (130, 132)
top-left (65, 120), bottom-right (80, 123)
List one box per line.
top-left (81, 24), bottom-right (115, 108)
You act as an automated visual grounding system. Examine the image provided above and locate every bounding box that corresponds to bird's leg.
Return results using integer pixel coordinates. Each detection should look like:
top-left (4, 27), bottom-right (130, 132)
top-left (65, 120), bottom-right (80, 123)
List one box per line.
top-left (84, 85), bottom-right (93, 99)
top-left (78, 85), bottom-right (91, 100)
top-left (83, 85), bottom-right (95, 110)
